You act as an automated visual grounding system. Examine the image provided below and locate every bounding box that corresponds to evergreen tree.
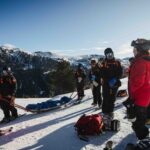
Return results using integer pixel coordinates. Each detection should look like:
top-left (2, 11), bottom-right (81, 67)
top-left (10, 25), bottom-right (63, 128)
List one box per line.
top-left (50, 60), bottom-right (76, 95)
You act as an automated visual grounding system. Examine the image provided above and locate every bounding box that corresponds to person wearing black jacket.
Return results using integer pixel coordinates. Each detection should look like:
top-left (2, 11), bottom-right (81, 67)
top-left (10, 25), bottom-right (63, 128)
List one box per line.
top-left (0, 67), bottom-right (18, 123)
top-left (75, 63), bottom-right (86, 101)
top-left (101, 48), bottom-right (122, 119)
top-left (89, 59), bottom-right (102, 108)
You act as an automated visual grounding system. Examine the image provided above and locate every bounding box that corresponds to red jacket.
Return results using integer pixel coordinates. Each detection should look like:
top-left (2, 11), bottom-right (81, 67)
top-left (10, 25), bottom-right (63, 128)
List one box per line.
top-left (129, 55), bottom-right (150, 107)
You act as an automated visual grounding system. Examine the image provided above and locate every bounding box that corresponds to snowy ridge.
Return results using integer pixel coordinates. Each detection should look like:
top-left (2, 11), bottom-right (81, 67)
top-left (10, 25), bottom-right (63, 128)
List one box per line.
top-left (0, 78), bottom-right (137, 150)
top-left (1, 44), bottom-right (16, 50)
top-left (0, 44), bottom-right (130, 68)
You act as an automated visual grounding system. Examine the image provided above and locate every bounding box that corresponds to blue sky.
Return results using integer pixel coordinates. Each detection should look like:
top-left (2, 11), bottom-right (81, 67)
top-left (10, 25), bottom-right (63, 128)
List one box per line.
top-left (0, 0), bottom-right (150, 58)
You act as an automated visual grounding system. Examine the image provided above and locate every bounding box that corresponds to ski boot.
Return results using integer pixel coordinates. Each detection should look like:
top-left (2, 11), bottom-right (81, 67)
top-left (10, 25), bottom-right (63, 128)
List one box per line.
top-left (0, 117), bottom-right (10, 123)
top-left (124, 143), bottom-right (135, 150)
top-left (103, 140), bottom-right (113, 150)
top-left (91, 102), bottom-right (97, 106)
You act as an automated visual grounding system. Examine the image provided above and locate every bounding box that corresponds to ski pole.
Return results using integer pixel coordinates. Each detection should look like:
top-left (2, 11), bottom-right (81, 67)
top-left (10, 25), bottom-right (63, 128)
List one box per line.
top-left (69, 91), bottom-right (75, 98)
top-left (72, 93), bottom-right (77, 100)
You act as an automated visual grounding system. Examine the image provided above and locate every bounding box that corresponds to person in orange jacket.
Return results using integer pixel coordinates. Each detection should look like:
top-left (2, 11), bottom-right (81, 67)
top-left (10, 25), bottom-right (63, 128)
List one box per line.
top-left (0, 66), bottom-right (18, 123)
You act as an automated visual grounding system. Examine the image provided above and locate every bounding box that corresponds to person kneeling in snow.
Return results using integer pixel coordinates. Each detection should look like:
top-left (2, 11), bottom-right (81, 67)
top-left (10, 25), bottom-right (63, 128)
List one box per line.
top-left (127, 39), bottom-right (150, 141)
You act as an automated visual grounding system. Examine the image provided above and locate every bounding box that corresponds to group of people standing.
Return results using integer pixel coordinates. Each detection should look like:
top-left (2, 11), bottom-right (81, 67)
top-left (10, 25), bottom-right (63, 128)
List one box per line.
top-left (0, 38), bottom-right (150, 149)
top-left (75, 47), bottom-right (122, 119)
top-left (75, 38), bottom-right (150, 149)
top-left (76, 39), bottom-right (150, 150)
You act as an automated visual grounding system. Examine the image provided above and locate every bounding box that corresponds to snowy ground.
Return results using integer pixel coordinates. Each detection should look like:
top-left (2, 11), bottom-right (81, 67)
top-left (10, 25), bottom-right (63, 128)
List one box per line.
top-left (0, 78), bottom-right (137, 150)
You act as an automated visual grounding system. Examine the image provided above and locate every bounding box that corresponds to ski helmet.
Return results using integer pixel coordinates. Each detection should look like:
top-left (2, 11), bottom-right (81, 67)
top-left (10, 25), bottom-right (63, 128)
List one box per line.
top-left (104, 48), bottom-right (113, 55)
top-left (90, 58), bottom-right (97, 65)
top-left (131, 38), bottom-right (150, 51)
top-left (104, 48), bottom-right (114, 59)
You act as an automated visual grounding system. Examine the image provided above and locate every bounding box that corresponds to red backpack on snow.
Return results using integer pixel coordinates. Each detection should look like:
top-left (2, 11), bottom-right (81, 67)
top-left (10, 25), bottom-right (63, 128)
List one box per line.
top-left (74, 114), bottom-right (104, 135)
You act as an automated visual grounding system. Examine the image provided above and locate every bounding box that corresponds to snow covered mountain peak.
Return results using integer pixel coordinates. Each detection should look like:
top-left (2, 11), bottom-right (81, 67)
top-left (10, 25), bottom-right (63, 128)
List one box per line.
top-left (0, 44), bottom-right (130, 69)
top-left (1, 43), bottom-right (16, 50)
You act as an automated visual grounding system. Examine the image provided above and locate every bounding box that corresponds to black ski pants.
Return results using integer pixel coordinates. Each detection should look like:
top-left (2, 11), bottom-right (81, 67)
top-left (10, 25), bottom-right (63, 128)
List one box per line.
top-left (147, 105), bottom-right (150, 119)
top-left (0, 100), bottom-right (18, 119)
top-left (92, 85), bottom-right (102, 106)
top-left (102, 84), bottom-right (118, 114)
top-left (77, 82), bottom-right (84, 97)
top-left (132, 105), bottom-right (149, 140)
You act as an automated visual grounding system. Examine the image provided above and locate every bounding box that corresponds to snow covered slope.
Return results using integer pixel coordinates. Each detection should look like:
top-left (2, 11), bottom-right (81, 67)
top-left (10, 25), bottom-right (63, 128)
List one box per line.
top-left (0, 78), bottom-right (137, 150)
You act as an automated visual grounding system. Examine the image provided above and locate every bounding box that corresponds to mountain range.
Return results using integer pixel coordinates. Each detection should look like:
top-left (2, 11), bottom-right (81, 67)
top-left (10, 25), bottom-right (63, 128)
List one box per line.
top-left (0, 45), bottom-right (130, 97)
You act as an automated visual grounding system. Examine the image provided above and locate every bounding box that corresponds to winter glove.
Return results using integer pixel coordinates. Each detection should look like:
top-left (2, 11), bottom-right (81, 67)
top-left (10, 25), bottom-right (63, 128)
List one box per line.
top-left (108, 78), bottom-right (117, 88)
top-left (123, 98), bottom-right (136, 122)
top-left (91, 75), bottom-right (96, 81)
top-left (10, 96), bottom-right (15, 106)
top-left (78, 77), bottom-right (82, 83)
top-left (92, 81), bottom-right (98, 87)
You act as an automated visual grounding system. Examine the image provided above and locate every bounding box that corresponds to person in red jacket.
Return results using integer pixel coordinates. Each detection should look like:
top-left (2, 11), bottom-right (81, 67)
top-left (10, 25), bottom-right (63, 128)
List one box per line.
top-left (128, 38), bottom-right (150, 140)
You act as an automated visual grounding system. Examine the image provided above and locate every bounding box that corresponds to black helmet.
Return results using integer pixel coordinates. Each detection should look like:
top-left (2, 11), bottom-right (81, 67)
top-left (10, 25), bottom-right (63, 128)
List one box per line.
top-left (131, 38), bottom-right (150, 51)
top-left (104, 48), bottom-right (113, 55)
top-left (90, 59), bottom-right (97, 64)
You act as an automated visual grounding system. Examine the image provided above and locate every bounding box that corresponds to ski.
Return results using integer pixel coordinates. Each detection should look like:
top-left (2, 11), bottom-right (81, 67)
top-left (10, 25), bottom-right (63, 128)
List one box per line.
top-left (78, 134), bottom-right (89, 142)
top-left (73, 100), bottom-right (82, 105)
top-left (0, 127), bottom-right (13, 136)
top-left (0, 113), bottom-right (26, 124)
top-left (16, 113), bottom-right (26, 118)
top-left (94, 107), bottom-right (101, 111)
top-left (64, 99), bottom-right (82, 107)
